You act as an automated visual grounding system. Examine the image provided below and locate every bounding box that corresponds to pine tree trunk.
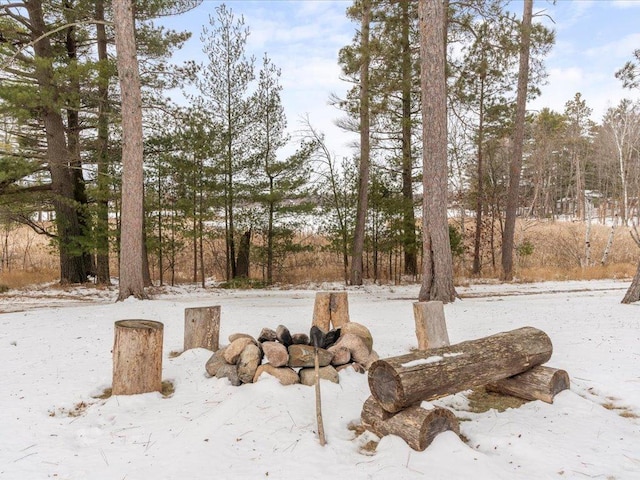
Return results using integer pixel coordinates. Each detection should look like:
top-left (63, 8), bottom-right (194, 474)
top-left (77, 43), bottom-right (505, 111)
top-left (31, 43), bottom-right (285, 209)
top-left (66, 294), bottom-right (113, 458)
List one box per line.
top-left (350, 0), bottom-right (371, 286)
top-left (622, 260), bottom-right (640, 304)
top-left (114, 0), bottom-right (147, 300)
top-left (502, 0), bottom-right (533, 281)
top-left (418, 0), bottom-right (456, 303)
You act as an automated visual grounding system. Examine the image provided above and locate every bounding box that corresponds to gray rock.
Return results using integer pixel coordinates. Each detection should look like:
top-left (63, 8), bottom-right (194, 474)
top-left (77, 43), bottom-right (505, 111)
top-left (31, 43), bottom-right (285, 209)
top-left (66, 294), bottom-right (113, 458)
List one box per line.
top-left (215, 363), bottom-right (241, 386)
top-left (258, 328), bottom-right (277, 343)
top-left (253, 364), bottom-right (300, 385)
top-left (288, 344), bottom-right (333, 368)
top-left (276, 325), bottom-right (293, 347)
top-left (204, 346), bottom-right (229, 377)
top-left (262, 341), bottom-right (289, 367)
top-left (363, 350), bottom-right (379, 370)
top-left (299, 365), bottom-right (339, 386)
top-left (238, 344), bottom-right (263, 384)
top-left (327, 344), bottom-right (351, 366)
top-left (291, 333), bottom-right (310, 345)
top-left (224, 337), bottom-right (254, 364)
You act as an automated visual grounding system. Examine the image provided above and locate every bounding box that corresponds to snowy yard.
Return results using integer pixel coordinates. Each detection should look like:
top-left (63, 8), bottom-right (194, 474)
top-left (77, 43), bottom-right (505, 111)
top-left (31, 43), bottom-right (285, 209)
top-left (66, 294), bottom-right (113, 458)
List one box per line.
top-left (1, 280), bottom-right (639, 479)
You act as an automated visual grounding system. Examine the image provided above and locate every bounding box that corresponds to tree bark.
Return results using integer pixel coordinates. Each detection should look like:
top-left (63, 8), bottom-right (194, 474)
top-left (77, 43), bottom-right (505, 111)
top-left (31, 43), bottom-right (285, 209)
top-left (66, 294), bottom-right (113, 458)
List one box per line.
top-left (24, 0), bottom-right (86, 285)
top-left (312, 291), bottom-right (350, 330)
top-left (622, 260), bottom-right (640, 304)
top-left (350, 0), bottom-right (371, 286)
top-left (413, 301), bottom-right (450, 350)
top-left (114, 0), bottom-right (147, 300)
top-left (486, 365), bottom-right (570, 404)
top-left (502, 0), bottom-right (533, 281)
top-left (418, 0), bottom-right (456, 303)
top-left (368, 326), bottom-right (552, 413)
top-left (184, 306), bottom-right (221, 351)
top-left (112, 320), bottom-right (164, 395)
top-left (361, 396), bottom-right (459, 451)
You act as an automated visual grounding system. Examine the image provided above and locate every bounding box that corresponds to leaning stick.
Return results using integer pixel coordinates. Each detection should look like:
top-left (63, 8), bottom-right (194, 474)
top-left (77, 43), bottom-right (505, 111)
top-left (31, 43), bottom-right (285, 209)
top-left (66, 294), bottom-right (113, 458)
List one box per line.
top-left (310, 326), bottom-right (326, 446)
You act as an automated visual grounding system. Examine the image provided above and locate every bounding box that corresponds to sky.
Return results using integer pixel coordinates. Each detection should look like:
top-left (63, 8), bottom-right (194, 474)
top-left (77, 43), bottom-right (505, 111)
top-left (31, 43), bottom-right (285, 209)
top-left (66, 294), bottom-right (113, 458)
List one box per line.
top-left (159, 0), bottom-right (640, 159)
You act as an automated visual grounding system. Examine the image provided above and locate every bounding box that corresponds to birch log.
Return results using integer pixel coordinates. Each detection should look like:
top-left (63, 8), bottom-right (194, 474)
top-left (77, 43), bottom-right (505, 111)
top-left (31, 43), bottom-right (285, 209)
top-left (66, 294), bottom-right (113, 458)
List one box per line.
top-left (113, 320), bottom-right (163, 395)
top-left (368, 327), bottom-right (552, 413)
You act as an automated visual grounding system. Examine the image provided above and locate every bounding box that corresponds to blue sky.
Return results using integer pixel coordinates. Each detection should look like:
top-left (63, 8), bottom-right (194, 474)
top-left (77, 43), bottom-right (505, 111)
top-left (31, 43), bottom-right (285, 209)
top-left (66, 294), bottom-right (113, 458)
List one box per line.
top-left (160, 0), bottom-right (640, 158)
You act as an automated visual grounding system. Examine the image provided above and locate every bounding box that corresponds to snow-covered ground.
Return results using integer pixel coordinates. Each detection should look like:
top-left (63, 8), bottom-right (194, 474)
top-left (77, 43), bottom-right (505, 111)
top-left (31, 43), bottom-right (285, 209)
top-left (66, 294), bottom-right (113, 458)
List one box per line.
top-left (1, 280), bottom-right (639, 479)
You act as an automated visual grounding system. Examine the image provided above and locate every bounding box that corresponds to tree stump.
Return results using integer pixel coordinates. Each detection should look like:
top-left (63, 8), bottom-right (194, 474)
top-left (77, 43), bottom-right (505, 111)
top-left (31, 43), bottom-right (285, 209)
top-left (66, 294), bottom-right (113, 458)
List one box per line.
top-left (413, 301), bottom-right (450, 349)
top-left (312, 292), bottom-right (350, 330)
top-left (184, 306), bottom-right (220, 352)
top-left (112, 320), bottom-right (164, 395)
top-left (361, 396), bottom-right (459, 451)
top-left (368, 326), bottom-right (553, 413)
top-left (486, 365), bottom-right (570, 404)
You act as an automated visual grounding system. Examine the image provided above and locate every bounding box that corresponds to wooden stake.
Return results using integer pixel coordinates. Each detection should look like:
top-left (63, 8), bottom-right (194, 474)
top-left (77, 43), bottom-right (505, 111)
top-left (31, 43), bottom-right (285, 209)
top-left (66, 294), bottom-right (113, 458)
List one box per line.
top-left (315, 347), bottom-right (326, 446)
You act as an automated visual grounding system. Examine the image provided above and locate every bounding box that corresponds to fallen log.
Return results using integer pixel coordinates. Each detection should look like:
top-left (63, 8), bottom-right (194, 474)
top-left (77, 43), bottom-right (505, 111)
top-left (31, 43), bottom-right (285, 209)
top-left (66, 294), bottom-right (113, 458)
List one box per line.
top-left (361, 396), bottom-right (459, 451)
top-left (368, 326), bottom-right (552, 413)
top-left (486, 365), bottom-right (570, 404)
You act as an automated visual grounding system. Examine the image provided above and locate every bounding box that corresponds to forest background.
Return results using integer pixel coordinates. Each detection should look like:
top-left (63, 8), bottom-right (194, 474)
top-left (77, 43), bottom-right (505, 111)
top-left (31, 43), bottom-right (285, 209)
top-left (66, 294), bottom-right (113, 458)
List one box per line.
top-left (1, 0), bottom-right (640, 294)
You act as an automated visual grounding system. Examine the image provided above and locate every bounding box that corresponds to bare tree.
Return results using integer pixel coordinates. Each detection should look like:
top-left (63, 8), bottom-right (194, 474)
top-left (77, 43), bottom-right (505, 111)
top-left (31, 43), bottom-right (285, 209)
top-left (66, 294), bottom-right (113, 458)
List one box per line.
top-left (501, 0), bottom-right (533, 280)
top-left (417, 0), bottom-right (456, 303)
top-left (114, 0), bottom-right (147, 300)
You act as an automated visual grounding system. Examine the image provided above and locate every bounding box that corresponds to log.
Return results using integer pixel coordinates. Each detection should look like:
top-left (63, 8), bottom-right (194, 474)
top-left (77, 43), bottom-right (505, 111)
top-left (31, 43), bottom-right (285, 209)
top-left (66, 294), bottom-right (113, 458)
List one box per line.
top-left (312, 292), bottom-right (350, 331)
top-left (361, 396), bottom-right (459, 451)
top-left (184, 306), bottom-right (220, 352)
top-left (486, 365), bottom-right (570, 404)
top-left (368, 326), bottom-right (552, 413)
top-left (413, 301), bottom-right (450, 350)
top-left (112, 320), bottom-right (164, 395)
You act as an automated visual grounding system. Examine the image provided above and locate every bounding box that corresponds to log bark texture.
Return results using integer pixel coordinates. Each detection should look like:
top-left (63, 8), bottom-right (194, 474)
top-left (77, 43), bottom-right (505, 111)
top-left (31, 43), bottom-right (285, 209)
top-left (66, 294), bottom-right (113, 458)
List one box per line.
top-left (361, 396), bottom-right (459, 451)
top-left (368, 326), bottom-right (552, 413)
top-left (112, 320), bottom-right (163, 395)
top-left (486, 365), bottom-right (569, 404)
top-left (413, 301), bottom-right (450, 349)
top-left (312, 292), bottom-right (350, 330)
top-left (184, 306), bottom-right (220, 352)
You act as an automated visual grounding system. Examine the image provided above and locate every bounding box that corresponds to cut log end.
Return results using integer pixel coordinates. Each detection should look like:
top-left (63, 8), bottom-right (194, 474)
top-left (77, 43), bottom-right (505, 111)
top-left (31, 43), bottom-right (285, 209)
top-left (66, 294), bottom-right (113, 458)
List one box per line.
top-left (486, 365), bottom-right (570, 404)
top-left (368, 361), bottom-right (404, 413)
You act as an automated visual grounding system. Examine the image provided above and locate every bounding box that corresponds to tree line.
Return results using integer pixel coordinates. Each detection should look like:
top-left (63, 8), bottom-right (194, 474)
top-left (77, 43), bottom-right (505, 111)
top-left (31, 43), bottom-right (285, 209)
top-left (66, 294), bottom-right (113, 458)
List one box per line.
top-left (0, 1), bottom-right (639, 302)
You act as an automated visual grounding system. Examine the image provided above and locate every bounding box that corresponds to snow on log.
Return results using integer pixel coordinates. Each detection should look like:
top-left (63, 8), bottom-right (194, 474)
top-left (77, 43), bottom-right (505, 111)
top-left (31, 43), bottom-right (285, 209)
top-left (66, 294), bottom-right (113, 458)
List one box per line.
top-left (184, 306), bottom-right (220, 352)
top-left (361, 396), bottom-right (459, 451)
top-left (112, 320), bottom-right (164, 395)
top-left (368, 326), bottom-right (552, 413)
top-left (486, 365), bottom-right (570, 404)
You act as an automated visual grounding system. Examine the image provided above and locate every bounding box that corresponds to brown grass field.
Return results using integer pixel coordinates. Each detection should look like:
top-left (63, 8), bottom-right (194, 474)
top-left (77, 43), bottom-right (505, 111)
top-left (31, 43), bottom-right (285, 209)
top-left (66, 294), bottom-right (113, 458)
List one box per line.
top-left (0, 219), bottom-right (637, 289)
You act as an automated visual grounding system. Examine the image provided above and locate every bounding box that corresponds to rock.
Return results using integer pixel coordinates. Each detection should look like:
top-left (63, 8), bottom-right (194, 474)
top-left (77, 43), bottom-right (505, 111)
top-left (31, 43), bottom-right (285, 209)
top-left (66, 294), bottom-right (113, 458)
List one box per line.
top-left (216, 363), bottom-right (241, 386)
top-left (363, 350), bottom-right (379, 370)
top-left (228, 333), bottom-right (257, 344)
top-left (327, 345), bottom-right (351, 366)
top-left (262, 341), bottom-right (289, 367)
top-left (340, 322), bottom-right (373, 352)
top-left (276, 325), bottom-right (293, 347)
top-left (205, 347), bottom-right (229, 377)
top-left (291, 333), bottom-right (309, 345)
top-left (258, 328), bottom-right (277, 343)
top-left (238, 344), bottom-right (262, 384)
top-left (299, 365), bottom-right (339, 386)
top-left (224, 337), bottom-right (254, 364)
top-left (288, 344), bottom-right (333, 368)
top-left (253, 364), bottom-right (300, 385)
top-left (336, 362), bottom-right (366, 374)
top-left (322, 328), bottom-right (341, 349)
top-left (335, 333), bottom-right (370, 364)
top-left (309, 325), bottom-right (326, 348)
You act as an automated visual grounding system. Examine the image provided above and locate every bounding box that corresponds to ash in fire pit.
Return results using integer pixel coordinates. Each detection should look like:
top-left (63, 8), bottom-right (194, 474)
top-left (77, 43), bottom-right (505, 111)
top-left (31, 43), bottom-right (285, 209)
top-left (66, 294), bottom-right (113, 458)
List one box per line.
top-left (205, 323), bottom-right (378, 386)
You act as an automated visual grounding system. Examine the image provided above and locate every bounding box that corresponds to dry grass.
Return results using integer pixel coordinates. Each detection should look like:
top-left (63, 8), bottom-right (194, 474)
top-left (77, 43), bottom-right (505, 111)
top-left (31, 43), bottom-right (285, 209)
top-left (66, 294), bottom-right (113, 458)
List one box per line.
top-left (1, 218), bottom-right (638, 288)
top-left (465, 387), bottom-right (529, 413)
